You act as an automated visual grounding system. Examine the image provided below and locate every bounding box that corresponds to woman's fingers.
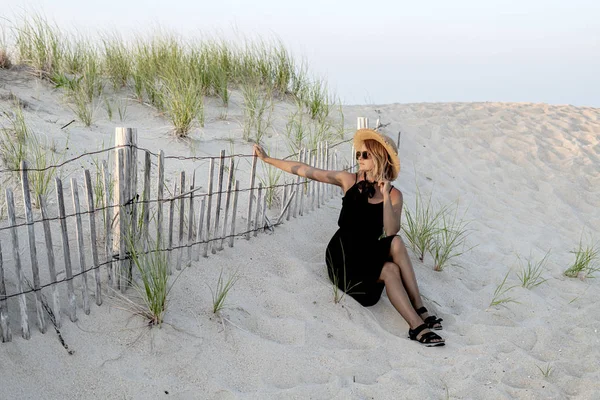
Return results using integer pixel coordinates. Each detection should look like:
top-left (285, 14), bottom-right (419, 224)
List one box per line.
top-left (253, 144), bottom-right (266, 160)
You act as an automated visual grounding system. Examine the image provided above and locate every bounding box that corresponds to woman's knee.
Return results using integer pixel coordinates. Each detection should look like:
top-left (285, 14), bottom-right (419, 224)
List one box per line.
top-left (390, 235), bottom-right (408, 257)
top-left (380, 262), bottom-right (401, 281)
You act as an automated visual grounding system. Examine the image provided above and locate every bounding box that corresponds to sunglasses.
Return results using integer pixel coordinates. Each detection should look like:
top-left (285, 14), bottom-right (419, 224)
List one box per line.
top-left (355, 151), bottom-right (370, 160)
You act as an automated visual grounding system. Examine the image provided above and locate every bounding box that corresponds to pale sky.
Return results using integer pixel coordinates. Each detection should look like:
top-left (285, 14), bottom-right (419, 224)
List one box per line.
top-left (2, 0), bottom-right (599, 106)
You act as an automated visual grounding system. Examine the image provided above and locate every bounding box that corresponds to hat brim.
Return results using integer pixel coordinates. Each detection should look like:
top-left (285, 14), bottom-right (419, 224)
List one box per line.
top-left (353, 129), bottom-right (400, 181)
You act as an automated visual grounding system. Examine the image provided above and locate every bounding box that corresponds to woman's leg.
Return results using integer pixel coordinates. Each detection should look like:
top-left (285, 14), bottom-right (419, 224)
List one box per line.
top-left (379, 262), bottom-right (443, 342)
top-left (388, 236), bottom-right (440, 326)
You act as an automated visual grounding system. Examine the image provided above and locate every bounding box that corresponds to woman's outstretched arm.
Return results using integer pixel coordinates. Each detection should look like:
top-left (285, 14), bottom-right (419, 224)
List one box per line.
top-left (253, 144), bottom-right (354, 189)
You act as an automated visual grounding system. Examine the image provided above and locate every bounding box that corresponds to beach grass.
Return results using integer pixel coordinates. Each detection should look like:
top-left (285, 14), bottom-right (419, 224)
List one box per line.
top-left (126, 238), bottom-right (175, 326)
top-left (429, 204), bottom-right (473, 271)
top-left (489, 270), bottom-right (519, 308)
top-left (536, 363), bottom-right (553, 378)
top-left (327, 240), bottom-right (362, 304)
top-left (402, 184), bottom-right (446, 262)
top-left (564, 234), bottom-right (599, 279)
top-left (241, 80), bottom-right (274, 142)
top-left (0, 100), bottom-right (30, 177)
top-left (284, 110), bottom-right (307, 155)
top-left (8, 13), bottom-right (331, 138)
top-left (259, 160), bottom-right (283, 209)
top-left (516, 250), bottom-right (550, 289)
top-left (209, 268), bottom-right (240, 314)
top-left (27, 133), bottom-right (61, 207)
top-left (0, 24), bottom-right (11, 69)
top-left (0, 99), bottom-right (63, 205)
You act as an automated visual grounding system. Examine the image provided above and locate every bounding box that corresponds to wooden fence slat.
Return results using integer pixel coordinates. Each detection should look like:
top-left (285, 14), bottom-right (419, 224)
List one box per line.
top-left (253, 183), bottom-right (263, 237)
top-left (245, 155), bottom-right (258, 240)
top-left (219, 158), bottom-right (234, 251)
top-left (325, 142), bottom-right (330, 200)
top-left (115, 127), bottom-right (138, 244)
top-left (71, 178), bottom-right (91, 314)
top-left (316, 142), bottom-right (321, 209)
top-left (187, 176), bottom-right (195, 265)
top-left (56, 179), bottom-right (77, 322)
top-left (6, 189), bottom-right (30, 338)
top-left (276, 191), bottom-right (296, 225)
top-left (261, 185), bottom-right (268, 229)
top-left (310, 149), bottom-right (316, 212)
top-left (280, 183), bottom-right (288, 222)
top-left (0, 241), bottom-right (12, 342)
top-left (167, 181), bottom-right (176, 275)
top-left (203, 158), bottom-right (215, 257)
top-left (195, 197), bottom-right (206, 261)
top-left (20, 162), bottom-right (46, 333)
top-left (142, 151), bottom-right (151, 251)
top-left (292, 149), bottom-right (302, 218)
top-left (229, 180), bottom-right (239, 248)
top-left (286, 182), bottom-right (293, 221)
top-left (299, 149), bottom-right (306, 217)
top-left (117, 149), bottom-right (127, 292)
top-left (84, 170), bottom-right (102, 306)
top-left (176, 171), bottom-right (185, 271)
top-left (101, 161), bottom-right (113, 288)
top-left (211, 150), bottom-right (226, 254)
top-left (156, 151), bottom-right (165, 248)
top-left (39, 196), bottom-right (61, 327)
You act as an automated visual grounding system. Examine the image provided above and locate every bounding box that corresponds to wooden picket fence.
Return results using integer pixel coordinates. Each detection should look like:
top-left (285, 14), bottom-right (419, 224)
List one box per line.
top-left (0, 127), bottom-right (351, 343)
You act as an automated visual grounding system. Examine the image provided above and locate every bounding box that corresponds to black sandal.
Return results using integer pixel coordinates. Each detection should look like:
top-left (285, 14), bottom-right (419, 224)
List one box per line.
top-left (416, 306), bottom-right (443, 330)
top-left (408, 324), bottom-right (445, 347)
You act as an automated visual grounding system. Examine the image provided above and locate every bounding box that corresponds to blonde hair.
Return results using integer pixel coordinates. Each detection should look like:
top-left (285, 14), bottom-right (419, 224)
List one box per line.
top-left (364, 139), bottom-right (395, 181)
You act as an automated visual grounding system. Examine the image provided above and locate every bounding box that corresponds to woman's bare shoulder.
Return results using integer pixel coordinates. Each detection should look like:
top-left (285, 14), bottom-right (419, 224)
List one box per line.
top-left (337, 171), bottom-right (357, 192)
top-left (390, 186), bottom-right (403, 203)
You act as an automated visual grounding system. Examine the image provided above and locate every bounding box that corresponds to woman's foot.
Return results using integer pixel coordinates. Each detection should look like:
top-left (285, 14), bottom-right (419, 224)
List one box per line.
top-left (408, 324), bottom-right (445, 347)
top-left (416, 306), bottom-right (443, 330)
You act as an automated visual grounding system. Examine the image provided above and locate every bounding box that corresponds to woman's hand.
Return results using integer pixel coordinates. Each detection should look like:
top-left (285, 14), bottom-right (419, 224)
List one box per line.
top-left (378, 180), bottom-right (392, 197)
top-left (253, 144), bottom-right (269, 161)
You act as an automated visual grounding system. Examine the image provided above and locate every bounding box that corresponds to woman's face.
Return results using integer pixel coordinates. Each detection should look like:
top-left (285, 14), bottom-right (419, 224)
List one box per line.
top-left (356, 144), bottom-right (373, 171)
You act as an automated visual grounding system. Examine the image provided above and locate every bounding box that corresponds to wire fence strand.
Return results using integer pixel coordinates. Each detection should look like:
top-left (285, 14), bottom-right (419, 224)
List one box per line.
top-left (0, 138), bottom-right (354, 175)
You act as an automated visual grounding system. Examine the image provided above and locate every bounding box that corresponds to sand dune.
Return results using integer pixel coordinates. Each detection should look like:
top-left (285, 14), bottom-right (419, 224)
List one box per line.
top-left (0, 68), bottom-right (599, 399)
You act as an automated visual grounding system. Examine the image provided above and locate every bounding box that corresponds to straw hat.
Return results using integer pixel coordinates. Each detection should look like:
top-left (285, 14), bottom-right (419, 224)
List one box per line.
top-left (353, 128), bottom-right (400, 180)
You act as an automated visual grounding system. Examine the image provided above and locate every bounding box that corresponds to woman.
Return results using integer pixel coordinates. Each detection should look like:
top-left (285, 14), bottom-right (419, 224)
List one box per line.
top-left (253, 128), bottom-right (445, 347)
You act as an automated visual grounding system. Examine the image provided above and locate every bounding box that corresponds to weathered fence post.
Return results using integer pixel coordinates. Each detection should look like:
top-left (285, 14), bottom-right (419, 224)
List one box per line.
top-left (101, 161), bottom-right (113, 288)
top-left (6, 188), bottom-right (30, 339)
top-left (203, 158), bottom-right (215, 257)
top-left (229, 181), bottom-right (239, 248)
top-left (20, 162), bottom-right (46, 333)
top-left (211, 150), bottom-right (225, 254)
top-left (0, 241), bottom-right (12, 342)
top-left (253, 183), bottom-right (263, 237)
top-left (39, 196), bottom-right (61, 326)
top-left (113, 128), bottom-right (136, 286)
top-left (187, 173), bottom-right (195, 264)
top-left (56, 178), bottom-right (77, 322)
top-left (167, 181), bottom-right (176, 275)
top-left (71, 178), bottom-right (91, 314)
top-left (292, 149), bottom-right (302, 218)
top-left (156, 151), bottom-right (165, 249)
top-left (141, 151), bottom-right (151, 251)
top-left (177, 171), bottom-right (185, 270)
top-left (245, 154), bottom-right (258, 240)
top-left (84, 170), bottom-right (102, 306)
top-left (219, 157), bottom-right (235, 251)
top-left (116, 148), bottom-right (129, 291)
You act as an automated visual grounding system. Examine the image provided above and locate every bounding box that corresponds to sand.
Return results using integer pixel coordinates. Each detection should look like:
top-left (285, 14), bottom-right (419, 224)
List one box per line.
top-left (0, 67), bottom-right (599, 399)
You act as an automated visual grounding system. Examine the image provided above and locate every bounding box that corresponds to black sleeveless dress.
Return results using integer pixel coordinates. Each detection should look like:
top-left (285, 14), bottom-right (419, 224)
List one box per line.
top-left (325, 175), bottom-right (395, 307)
